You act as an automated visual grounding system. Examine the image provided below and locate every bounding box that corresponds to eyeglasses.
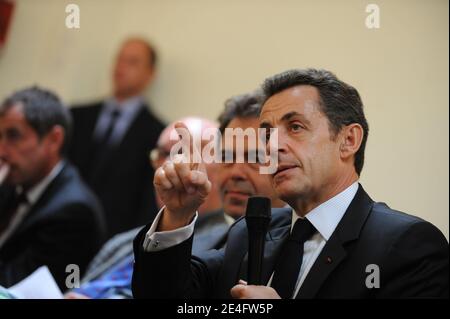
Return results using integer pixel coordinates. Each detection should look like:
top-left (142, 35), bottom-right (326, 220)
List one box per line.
top-left (149, 147), bottom-right (171, 169)
top-left (220, 149), bottom-right (268, 170)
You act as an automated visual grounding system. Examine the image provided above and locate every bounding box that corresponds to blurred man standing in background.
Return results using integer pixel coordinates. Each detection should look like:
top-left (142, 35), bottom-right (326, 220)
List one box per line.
top-left (69, 38), bottom-right (165, 239)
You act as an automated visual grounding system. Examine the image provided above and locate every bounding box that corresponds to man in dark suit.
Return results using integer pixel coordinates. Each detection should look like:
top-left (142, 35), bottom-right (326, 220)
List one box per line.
top-left (132, 69), bottom-right (449, 298)
top-left (68, 38), bottom-right (165, 239)
top-left (0, 87), bottom-right (105, 291)
top-left (66, 108), bottom-right (285, 299)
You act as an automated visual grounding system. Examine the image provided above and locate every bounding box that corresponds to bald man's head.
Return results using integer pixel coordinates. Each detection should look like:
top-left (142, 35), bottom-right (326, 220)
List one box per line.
top-left (150, 117), bottom-right (222, 214)
top-left (156, 117), bottom-right (218, 156)
top-left (113, 38), bottom-right (157, 101)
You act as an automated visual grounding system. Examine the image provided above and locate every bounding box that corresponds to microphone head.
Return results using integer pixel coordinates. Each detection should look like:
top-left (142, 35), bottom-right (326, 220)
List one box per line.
top-left (245, 196), bottom-right (271, 219)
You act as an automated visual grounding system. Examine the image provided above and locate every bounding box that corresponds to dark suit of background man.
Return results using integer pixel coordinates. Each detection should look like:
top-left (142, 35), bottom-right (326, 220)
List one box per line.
top-left (0, 87), bottom-right (105, 290)
top-left (132, 69), bottom-right (449, 299)
top-left (69, 38), bottom-right (165, 239)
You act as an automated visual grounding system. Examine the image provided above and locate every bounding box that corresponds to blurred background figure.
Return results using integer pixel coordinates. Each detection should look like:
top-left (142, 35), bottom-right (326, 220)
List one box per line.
top-left (217, 92), bottom-right (286, 215)
top-left (0, 87), bottom-right (105, 291)
top-left (68, 37), bottom-right (165, 240)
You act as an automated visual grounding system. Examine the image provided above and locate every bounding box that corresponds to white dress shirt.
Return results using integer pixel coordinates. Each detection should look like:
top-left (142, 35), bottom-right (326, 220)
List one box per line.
top-left (268, 181), bottom-right (359, 298)
top-left (93, 96), bottom-right (143, 146)
top-left (143, 209), bottom-right (199, 252)
top-left (223, 213), bottom-right (235, 226)
top-left (143, 209), bottom-right (238, 252)
top-left (0, 161), bottom-right (64, 248)
top-left (143, 182), bottom-right (359, 298)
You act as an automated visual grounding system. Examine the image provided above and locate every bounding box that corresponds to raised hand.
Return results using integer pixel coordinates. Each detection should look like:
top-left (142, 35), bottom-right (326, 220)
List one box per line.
top-left (153, 122), bottom-right (211, 231)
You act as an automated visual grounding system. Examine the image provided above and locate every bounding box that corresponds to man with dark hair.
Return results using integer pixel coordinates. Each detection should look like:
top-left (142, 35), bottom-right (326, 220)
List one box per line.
top-left (218, 91), bottom-right (263, 133)
top-left (261, 68), bottom-right (369, 174)
top-left (0, 86), bottom-right (105, 290)
top-left (216, 91), bottom-right (285, 219)
top-left (132, 68), bottom-right (448, 299)
top-left (68, 37), bottom-right (165, 239)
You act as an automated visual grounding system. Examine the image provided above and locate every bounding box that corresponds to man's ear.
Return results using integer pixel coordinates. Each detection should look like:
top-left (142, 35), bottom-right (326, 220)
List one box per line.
top-left (339, 123), bottom-right (363, 160)
top-left (45, 125), bottom-right (65, 154)
top-left (146, 67), bottom-right (157, 86)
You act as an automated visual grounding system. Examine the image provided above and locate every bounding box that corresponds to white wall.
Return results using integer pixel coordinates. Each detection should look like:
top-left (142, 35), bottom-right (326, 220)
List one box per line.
top-left (0, 0), bottom-right (448, 238)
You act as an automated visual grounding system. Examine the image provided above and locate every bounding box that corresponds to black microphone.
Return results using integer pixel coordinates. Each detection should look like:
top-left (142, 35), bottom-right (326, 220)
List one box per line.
top-left (245, 196), bottom-right (271, 285)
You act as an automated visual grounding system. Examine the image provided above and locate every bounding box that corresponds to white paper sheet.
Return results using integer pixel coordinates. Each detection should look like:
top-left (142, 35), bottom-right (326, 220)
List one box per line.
top-left (9, 266), bottom-right (63, 299)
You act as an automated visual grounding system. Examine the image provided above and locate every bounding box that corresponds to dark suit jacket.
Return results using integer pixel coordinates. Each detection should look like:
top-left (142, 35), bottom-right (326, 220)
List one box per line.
top-left (0, 162), bottom-right (106, 291)
top-left (82, 210), bottom-right (229, 285)
top-left (132, 185), bottom-right (449, 298)
top-left (68, 101), bottom-right (165, 239)
top-left (193, 210), bottom-right (230, 254)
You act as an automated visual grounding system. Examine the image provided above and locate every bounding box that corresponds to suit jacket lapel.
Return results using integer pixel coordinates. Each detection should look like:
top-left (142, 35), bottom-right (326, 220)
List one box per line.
top-left (260, 225), bottom-right (291, 284)
top-left (89, 104), bottom-right (146, 183)
top-left (192, 224), bottom-right (228, 254)
top-left (295, 184), bottom-right (374, 298)
top-left (238, 224), bottom-right (291, 284)
top-left (295, 236), bottom-right (347, 298)
top-left (5, 163), bottom-right (67, 242)
top-left (208, 227), bottom-right (229, 250)
top-left (217, 220), bottom-right (249, 297)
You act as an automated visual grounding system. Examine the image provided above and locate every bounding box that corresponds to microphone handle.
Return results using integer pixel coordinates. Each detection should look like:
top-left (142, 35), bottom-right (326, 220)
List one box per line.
top-left (247, 233), bottom-right (265, 285)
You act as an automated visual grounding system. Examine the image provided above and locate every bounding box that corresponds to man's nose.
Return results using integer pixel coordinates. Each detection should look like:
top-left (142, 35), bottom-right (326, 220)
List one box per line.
top-left (267, 128), bottom-right (287, 154)
top-left (229, 163), bottom-right (247, 181)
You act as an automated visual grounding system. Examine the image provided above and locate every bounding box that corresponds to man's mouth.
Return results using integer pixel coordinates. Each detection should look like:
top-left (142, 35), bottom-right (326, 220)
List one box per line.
top-left (225, 190), bottom-right (251, 195)
top-left (224, 189), bottom-right (252, 199)
top-left (273, 164), bottom-right (298, 177)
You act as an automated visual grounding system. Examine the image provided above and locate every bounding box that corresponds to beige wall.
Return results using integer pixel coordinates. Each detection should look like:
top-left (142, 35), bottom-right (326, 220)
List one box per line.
top-left (0, 0), bottom-right (448, 238)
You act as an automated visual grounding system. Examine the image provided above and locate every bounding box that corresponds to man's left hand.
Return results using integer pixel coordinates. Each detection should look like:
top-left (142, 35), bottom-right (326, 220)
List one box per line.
top-left (230, 280), bottom-right (281, 299)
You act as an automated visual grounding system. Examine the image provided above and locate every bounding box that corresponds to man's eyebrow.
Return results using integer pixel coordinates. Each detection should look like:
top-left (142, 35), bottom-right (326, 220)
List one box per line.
top-left (281, 111), bottom-right (311, 126)
top-left (281, 111), bottom-right (301, 122)
top-left (259, 121), bottom-right (272, 129)
top-left (260, 111), bottom-right (310, 128)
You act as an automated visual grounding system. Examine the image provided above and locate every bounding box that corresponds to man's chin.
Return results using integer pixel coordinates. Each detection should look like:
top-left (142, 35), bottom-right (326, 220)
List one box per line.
top-left (274, 182), bottom-right (301, 201)
top-left (224, 204), bottom-right (246, 219)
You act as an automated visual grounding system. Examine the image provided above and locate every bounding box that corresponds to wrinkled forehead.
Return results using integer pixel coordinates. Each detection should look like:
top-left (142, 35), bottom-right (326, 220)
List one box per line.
top-left (0, 103), bottom-right (27, 127)
top-left (118, 40), bottom-right (149, 56)
top-left (221, 117), bottom-right (261, 151)
top-left (260, 86), bottom-right (322, 125)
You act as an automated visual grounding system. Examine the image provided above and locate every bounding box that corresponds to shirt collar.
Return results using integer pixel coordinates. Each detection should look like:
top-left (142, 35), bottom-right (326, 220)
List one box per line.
top-left (105, 96), bottom-right (143, 115)
top-left (292, 182), bottom-right (359, 241)
top-left (223, 213), bottom-right (235, 226)
top-left (20, 161), bottom-right (64, 206)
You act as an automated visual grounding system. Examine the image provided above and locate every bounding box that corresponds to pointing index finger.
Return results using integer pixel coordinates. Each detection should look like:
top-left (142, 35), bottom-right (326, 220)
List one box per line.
top-left (174, 122), bottom-right (203, 170)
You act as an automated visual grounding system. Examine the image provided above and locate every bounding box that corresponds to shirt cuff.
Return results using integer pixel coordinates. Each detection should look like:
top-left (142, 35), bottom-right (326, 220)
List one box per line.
top-left (142, 206), bottom-right (198, 252)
